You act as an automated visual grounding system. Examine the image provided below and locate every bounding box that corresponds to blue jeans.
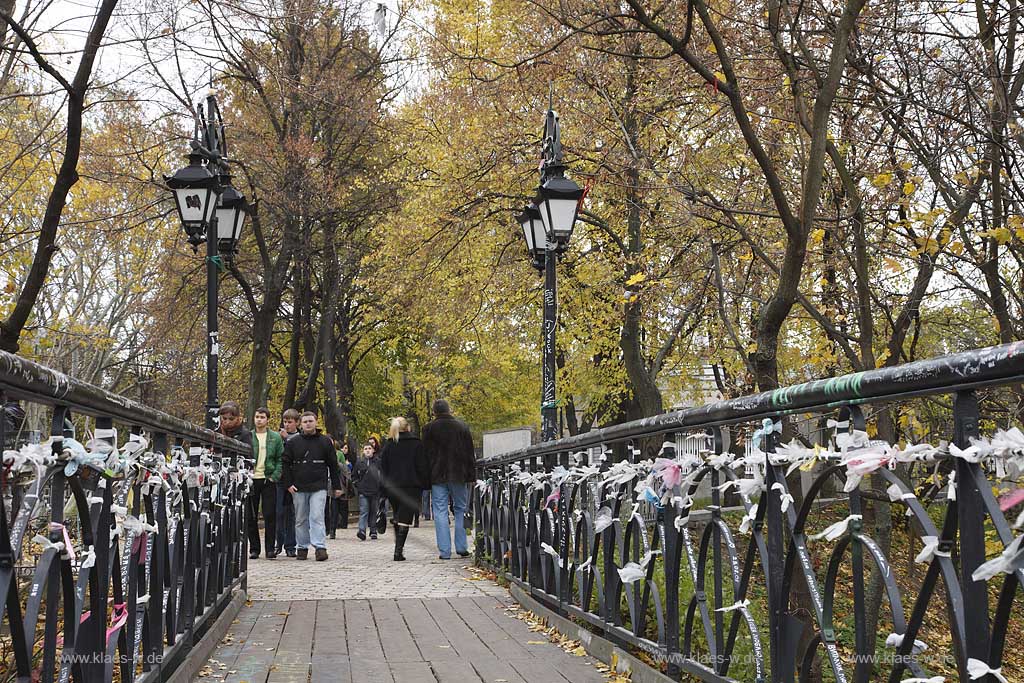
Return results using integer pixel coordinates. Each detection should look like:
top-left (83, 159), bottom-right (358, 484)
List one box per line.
top-left (293, 489), bottom-right (328, 550)
top-left (275, 485), bottom-right (295, 552)
top-left (432, 482), bottom-right (468, 558)
top-left (358, 495), bottom-right (379, 534)
top-left (421, 490), bottom-right (431, 519)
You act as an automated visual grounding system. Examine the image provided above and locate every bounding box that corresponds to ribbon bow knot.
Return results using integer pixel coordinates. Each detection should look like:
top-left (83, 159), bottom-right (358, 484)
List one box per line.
top-left (966, 658), bottom-right (1007, 682)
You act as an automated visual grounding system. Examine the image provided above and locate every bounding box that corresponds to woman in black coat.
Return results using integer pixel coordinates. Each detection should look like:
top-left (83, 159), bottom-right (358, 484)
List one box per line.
top-left (380, 417), bottom-right (430, 561)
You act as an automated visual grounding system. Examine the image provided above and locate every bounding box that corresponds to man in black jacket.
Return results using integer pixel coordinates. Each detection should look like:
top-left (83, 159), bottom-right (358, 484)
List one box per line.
top-left (281, 412), bottom-right (343, 561)
top-left (421, 399), bottom-right (476, 559)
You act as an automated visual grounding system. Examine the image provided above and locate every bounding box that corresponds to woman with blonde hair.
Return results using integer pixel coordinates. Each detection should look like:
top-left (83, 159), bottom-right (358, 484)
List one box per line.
top-left (380, 416), bottom-right (430, 561)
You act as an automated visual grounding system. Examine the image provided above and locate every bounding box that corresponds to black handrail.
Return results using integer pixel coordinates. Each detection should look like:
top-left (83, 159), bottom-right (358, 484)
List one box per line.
top-left (475, 342), bottom-right (1024, 683)
top-left (480, 341), bottom-right (1024, 467)
top-left (0, 351), bottom-right (245, 452)
top-left (0, 352), bottom-right (250, 683)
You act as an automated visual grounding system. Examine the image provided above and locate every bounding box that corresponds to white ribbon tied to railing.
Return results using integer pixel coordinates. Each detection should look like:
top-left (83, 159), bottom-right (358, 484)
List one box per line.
top-left (32, 533), bottom-right (66, 557)
top-left (971, 534), bottom-right (1024, 582)
top-left (549, 465), bottom-right (570, 487)
top-left (886, 483), bottom-right (917, 504)
top-left (885, 632), bottom-right (928, 653)
top-left (770, 482), bottom-right (794, 513)
top-left (602, 460), bottom-right (642, 487)
top-left (810, 514), bottom-right (862, 542)
top-left (739, 504), bottom-right (758, 535)
top-left (707, 452), bottom-right (736, 470)
top-left (3, 443), bottom-right (56, 474)
top-left (540, 542), bottom-right (563, 568)
top-left (714, 599), bottom-right (750, 613)
top-left (593, 506), bottom-right (615, 534)
top-left (617, 550), bottom-right (660, 584)
top-left (79, 545), bottom-right (96, 569)
top-left (770, 440), bottom-right (819, 476)
top-left (47, 522), bottom-right (76, 560)
top-left (914, 536), bottom-right (951, 564)
top-left (841, 443), bottom-right (895, 493)
top-left (122, 516), bottom-right (158, 536)
top-left (835, 429), bottom-right (871, 453)
top-left (966, 658), bottom-right (1008, 682)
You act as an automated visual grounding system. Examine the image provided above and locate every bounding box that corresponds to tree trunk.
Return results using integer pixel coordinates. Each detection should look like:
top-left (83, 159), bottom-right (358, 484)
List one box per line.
top-left (246, 306), bottom-right (275, 417)
top-left (282, 279), bottom-right (303, 412)
top-left (0, 0), bottom-right (119, 352)
top-left (319, 227), bottom-right (343, 435)
top-left (620, 299), bottom-right (663, 417)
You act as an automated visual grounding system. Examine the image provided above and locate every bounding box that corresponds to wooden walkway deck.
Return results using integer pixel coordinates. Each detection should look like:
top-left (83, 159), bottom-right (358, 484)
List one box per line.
top-left (199, 596), bottom-right (608, 683)
top-left (195, 523), bottom-right (609, 683)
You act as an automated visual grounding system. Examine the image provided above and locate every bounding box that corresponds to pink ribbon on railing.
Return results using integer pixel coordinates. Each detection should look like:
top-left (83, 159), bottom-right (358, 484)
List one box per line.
top-left (77, 598), bottom-right (130, 644)
top-left (652, 458), bottom-right (683, 489)
top-left (48, 522), bottom-right (76, 561)
top-left (132, 532), bottom-right (149, 564)
top-left (106, 603), bottom-right (128, 644)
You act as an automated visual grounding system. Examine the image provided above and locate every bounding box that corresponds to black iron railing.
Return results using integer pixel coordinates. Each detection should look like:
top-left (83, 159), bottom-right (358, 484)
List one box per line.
top-left (0, 351), bottom-right (250, 683)
top-left (474, 342), bottom-right (1024, 683)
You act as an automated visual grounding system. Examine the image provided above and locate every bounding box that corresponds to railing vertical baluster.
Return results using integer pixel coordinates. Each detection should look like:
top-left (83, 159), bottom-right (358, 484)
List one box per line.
top-left (165, 438), bottom-right (183, 644)
top-left (43, 405), bottom-right (70, 683)
top-left (952, 390), bottom-right (992, 680)
top-left (662, 431), bottom-right (681, 679)
top-left (709, 427), bottom-right (725, 674)
top-left (558, 449), bottom-right (569, 614)
top-left (181, 444), bottom-right (200, 644)
top-left (837, 406), bottom-right (870, 683)
top-left (473, 463), bottom-right (483, 563)
top-left (95, 414), bottom-right (116, 679)
top-left (145, 431), bottom-right (168, 673)
top-left (763, 417), bottom-right (788, 683)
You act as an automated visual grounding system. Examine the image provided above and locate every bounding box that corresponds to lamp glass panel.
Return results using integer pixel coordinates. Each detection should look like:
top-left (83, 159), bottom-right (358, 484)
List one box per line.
top-left (174, 186), bottom-right (215, 226)
top-left (530, 215), bottom-right (548, 251)
top-left (216, 205), bottom-right (237, 241)
top-left (540, 197), bottom-right (579, 239)
top-left (521, 219), bottom-right (535, 253)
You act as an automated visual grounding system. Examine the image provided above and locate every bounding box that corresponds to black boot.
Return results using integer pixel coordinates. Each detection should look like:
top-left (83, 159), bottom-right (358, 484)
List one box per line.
top-left (393, 525), bottom-right (408, 561)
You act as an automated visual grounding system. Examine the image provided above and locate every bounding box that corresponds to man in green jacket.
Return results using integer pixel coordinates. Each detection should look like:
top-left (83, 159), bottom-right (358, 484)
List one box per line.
top-left (249, 407), bottom-right (284, 559)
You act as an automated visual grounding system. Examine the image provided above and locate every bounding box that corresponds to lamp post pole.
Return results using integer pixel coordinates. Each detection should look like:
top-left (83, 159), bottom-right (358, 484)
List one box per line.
top-left (539, 108), bottom-right (564, 443)
top-left (202, 94), bottom-right (225, 430)
top-left (541, 239), bottom-right (557, 442)
top-left (167, 92), bottom-right (249, 431)
top-left (518, 107), bottom-right (583, 444)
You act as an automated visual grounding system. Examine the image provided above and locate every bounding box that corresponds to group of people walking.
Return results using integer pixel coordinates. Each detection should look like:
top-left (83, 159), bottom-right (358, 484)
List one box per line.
top-left (216, 399), bottom-right (477, 563)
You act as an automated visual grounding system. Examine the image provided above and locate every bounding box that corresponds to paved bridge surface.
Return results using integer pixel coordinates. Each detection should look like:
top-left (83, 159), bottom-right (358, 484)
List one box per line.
top-left (196, 521), bottom-right (610, 683)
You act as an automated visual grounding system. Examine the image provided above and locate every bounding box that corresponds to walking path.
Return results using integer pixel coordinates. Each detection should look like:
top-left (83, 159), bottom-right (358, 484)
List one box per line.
top-left (196, 521), bottom-right (610, 683)
top-left (243, 519), bottom-right (506, 600)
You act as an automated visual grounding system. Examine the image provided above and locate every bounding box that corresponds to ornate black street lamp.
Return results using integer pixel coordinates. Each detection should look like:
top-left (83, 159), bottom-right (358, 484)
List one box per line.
top-left (518, 109), bottom-right (584, 441)
top-left (517, 203), bottom-right (546, 270)
top-left (165, 94), bottom-right (249, 430)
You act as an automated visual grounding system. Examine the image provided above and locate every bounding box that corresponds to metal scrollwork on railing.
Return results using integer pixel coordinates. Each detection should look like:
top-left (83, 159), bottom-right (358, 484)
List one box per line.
top-left (0, 351), bottom-right (251, 683)
top-left (474, 342), bottom-right (1024, 683)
